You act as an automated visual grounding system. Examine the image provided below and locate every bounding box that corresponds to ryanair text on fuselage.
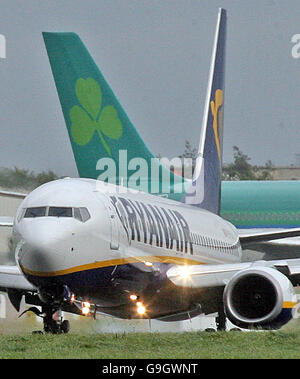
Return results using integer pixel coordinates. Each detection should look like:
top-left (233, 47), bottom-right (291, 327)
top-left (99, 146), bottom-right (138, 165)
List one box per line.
top-left (110, 196), bottom-right (193, 255)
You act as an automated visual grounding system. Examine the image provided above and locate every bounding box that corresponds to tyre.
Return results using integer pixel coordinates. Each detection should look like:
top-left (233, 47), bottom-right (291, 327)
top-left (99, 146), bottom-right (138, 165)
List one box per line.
top-left (61, 320), bottom-right (70, 334)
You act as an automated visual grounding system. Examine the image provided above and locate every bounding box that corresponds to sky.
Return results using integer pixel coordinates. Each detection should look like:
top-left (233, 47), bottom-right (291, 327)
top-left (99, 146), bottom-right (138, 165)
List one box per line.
top-left (0, 0), bottom-right (300, 177)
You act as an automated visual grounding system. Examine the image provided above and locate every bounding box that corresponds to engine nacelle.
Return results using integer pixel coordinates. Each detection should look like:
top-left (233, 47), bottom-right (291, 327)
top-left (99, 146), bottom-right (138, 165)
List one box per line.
top-left (223, 267), bottom-right (297, 330)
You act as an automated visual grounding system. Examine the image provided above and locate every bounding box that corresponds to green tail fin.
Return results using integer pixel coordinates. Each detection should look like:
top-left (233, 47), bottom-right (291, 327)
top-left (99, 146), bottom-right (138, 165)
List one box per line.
top-left (43, 32), bottom-right (184, 196)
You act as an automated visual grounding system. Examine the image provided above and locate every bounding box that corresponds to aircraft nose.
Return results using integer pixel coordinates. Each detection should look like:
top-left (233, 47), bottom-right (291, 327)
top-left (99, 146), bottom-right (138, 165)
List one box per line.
top-left (17, 219), bottom-right (72, 275)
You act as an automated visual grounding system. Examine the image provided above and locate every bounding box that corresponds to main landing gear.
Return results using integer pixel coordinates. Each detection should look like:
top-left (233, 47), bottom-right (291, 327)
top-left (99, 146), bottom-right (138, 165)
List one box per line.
top-left (215, 306), bottom-right (227, 331)
top-left (204, 307), bottom-right (241, 332)
top-left (204, 307), bottom-right (227, 332)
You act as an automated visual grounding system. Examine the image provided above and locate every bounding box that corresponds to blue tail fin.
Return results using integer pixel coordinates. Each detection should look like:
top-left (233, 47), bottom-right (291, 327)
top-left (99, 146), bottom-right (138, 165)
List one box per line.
top-left (182, 8), bottom-right (226, 214)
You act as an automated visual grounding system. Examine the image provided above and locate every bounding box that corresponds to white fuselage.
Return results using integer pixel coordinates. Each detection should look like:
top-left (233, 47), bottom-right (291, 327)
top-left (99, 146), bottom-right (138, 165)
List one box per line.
top-left (12, 178), bottom-right (242, 318)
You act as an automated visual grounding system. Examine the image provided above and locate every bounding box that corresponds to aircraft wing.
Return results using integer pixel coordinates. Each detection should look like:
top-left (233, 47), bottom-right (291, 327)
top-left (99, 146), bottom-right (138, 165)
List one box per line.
top-left (167, 259), bottom-right (300, 288)
top-left (238, 227), bottom-right (300, 248)
top-left (0, 265), bottom-right (36, 291)
top-left (0, 217), bottom-right (14, 227)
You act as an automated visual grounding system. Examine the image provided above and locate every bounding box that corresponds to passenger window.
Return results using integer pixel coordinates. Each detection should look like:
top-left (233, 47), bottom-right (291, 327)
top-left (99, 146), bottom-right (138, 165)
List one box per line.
top-left (48, 207), bottom-right (72, 217)
top-left (24, 207), bottom-right (47, 218)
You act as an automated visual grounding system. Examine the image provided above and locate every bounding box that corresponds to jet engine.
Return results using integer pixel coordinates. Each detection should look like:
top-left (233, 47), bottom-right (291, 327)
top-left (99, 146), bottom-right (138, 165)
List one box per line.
top-left (223, 267), bottom-right (297, 329)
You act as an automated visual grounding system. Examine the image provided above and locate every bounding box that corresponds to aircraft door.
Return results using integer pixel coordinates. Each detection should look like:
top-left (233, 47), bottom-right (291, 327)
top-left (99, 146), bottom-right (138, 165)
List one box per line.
top-left (98, 194), bottom-right (130, 253)
top-left (107, 203), bottom-right (120, 250)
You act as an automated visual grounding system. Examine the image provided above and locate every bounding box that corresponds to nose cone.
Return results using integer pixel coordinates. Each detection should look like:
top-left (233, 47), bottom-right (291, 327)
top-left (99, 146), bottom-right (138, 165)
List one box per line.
top-left (17, 218), bottom-right (72, 277)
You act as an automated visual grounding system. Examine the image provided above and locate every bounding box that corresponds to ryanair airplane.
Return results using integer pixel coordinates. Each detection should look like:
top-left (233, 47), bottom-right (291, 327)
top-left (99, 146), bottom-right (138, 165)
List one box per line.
top-left (2, 8), bottom-right (300, 334)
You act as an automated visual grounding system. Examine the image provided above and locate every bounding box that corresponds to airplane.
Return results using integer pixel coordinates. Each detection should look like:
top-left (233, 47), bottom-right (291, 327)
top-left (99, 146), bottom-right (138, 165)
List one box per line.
top-left (38, 7), bottom-right (300, 260)
top-left (3, 181), bottom-right (300, 262)
top-left (3, 181), bottom-right (300, 263)
top-left (2, 8), bottom-right (300, 334)
top-left (220, 180), bottom-right (300, 260)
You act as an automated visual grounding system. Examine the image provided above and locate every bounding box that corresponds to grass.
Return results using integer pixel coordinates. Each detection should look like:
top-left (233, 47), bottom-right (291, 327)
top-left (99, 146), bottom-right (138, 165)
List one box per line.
top-left (1, 329), bottom-right (300, 359)
top-left (2, 309), bottom-right (300, 359)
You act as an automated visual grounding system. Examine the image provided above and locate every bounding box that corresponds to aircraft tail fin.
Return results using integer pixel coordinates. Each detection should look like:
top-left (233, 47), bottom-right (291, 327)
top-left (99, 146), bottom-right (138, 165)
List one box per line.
top-left (42, 32), bottom-right (183, 194)
top-left (43, 8), bottom-right (226, 207)
top-left (182, 8), bottom-right (226, 214)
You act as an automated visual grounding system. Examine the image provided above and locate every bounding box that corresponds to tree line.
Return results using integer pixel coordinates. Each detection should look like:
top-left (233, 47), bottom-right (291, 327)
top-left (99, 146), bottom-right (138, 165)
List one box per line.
top-left (179, 141), bottom-right (273, 181)
top-left (0, 142), bottom-right (273, 191)
top-left (0, 167), bottom-right (59, 191)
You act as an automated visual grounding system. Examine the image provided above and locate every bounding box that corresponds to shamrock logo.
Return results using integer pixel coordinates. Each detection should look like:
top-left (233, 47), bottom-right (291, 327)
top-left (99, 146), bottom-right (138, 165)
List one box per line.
top-left (70, 78), bottom-right (123, 156)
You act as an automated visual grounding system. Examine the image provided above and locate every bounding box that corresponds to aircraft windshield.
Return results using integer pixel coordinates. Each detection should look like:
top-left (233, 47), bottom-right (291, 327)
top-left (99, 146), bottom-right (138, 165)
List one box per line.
top-left (24, 207), bottom-right (47, 218)
top-left (22, 206), bottom-right (90, 222)
top-left (48, 207), bottom-right (72, 217)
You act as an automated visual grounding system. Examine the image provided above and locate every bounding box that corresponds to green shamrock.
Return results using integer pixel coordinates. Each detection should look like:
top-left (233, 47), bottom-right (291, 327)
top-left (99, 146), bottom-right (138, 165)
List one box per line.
top-left (70, 77), bottom-right (123, 156)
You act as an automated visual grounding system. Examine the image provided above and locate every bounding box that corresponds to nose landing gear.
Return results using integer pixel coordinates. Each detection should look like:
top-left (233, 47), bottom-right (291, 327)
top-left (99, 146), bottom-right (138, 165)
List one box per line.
top-left (19, 304), bottom-right (70, 334)
top-left (19, 284), bottom-right (73, 334)
top-left (42, 305), bottom-right (70, 334)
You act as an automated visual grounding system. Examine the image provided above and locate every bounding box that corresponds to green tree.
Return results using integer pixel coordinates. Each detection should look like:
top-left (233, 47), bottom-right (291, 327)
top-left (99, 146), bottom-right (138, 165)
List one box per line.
top-left (176, 142), bottom-right (273, 181)
top-left (36, 170), bottom-right (59, 186)
top-left (223, 146), bottom-right (256, 180)
top-left (179, 140), bottom-right (198, 175)
top-left (0, 167), bottom-right (60, 191)
top-left (223, 146), bottom-right (273, 180)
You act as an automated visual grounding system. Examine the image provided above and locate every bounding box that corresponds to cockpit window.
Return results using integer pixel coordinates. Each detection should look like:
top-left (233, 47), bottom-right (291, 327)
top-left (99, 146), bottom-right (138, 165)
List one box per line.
top-left (24, 207), bottom-right (47, 218)
top-left (48, 207), bottom-right (72, 217)
top-left (21, 206), bottom-right (91, 222)
top-left (74, 207), bottom-right (91, 222)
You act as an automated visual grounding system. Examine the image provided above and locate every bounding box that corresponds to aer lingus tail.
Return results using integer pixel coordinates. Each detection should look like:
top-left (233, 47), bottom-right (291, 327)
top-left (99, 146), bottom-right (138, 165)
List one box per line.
top-left (42, 32), bottom-right (184, 197)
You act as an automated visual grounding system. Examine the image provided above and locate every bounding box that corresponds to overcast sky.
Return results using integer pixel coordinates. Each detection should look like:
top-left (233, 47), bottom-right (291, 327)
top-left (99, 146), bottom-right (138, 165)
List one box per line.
top-left (0, 0), bottom-right (300, 176)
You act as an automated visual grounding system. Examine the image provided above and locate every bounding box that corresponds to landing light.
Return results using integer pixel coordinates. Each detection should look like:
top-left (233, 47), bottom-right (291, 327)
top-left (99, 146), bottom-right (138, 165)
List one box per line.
top-left (130, 294), bottom-right (138, 301)
top-left (81, 301), bottom-right (91, 316)
top-left (137, 304), bottom-right (146, 315)
top-left (178, 266), bottom-right (191, 279)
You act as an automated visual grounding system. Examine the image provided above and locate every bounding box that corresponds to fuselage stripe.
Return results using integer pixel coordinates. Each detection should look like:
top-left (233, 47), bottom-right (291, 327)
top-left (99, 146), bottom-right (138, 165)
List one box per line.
top-left (20, 256), bottom-right (204, 277)
top-left (282, 301), bottom-right (297, 309)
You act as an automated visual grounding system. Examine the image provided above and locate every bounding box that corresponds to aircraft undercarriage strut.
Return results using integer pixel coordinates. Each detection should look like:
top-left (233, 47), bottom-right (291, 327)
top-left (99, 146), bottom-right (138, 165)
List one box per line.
top-left (215, 306), bottom-right (227, 331)
top-left (19, 304), bottom-right (70, 334)
top-left (42, 304), bottom-right (70, 334)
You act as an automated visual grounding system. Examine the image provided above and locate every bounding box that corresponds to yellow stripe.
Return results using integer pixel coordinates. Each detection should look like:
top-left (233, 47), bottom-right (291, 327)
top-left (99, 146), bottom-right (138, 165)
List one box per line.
top-left (282, 301), bottom-right (297, 309)
top-left (20, 256), bottom-right (204, 278)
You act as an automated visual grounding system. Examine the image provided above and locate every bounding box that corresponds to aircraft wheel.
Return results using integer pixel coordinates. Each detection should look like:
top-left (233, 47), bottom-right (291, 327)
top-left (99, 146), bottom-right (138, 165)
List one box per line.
top-left (61, 320), bottom-right (70, 334)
